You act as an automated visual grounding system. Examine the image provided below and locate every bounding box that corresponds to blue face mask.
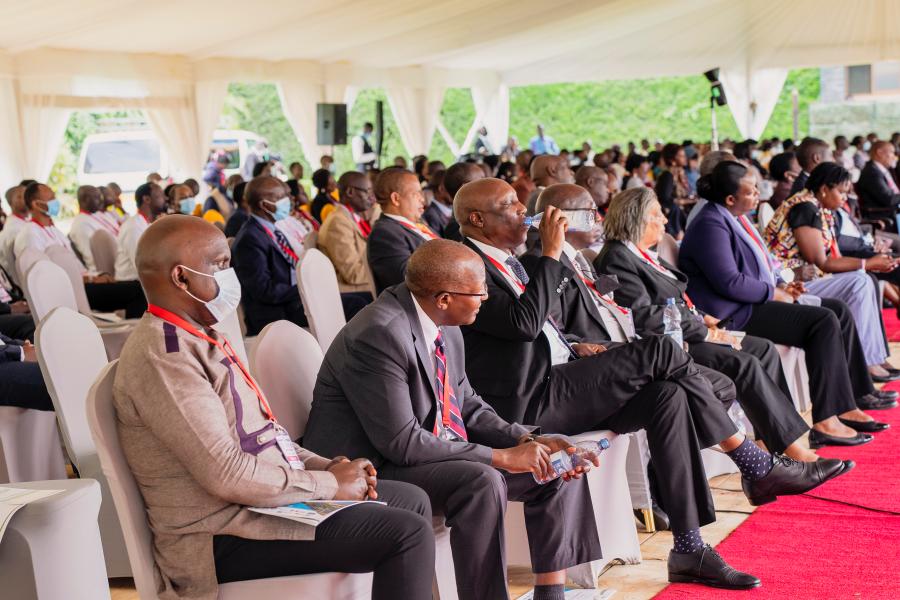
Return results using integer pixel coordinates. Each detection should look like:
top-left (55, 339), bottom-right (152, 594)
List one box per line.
top-left (179, 197), bottom-right (196, 215)
top-left (44, 199), bottom-right (61, 218)
top-left (265, 197), bottom-right (291, 222)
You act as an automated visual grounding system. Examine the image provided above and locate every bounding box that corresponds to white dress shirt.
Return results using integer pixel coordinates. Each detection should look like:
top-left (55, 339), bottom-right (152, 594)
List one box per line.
top-left (625, 240), bottom-right (677, 280)
top-left (468, 237), bottom-right (572, 365)
top-left (14, 221), bottom-right (81, 270)
top-left (275, 215), bottom-right (313, 256)
top-left (114, 213), bottom-right (150, 281)
top-left (411, 293), bottom-right (439, 374)
top-left (69, 212), bottom-right (117, 272)
top-left (384, 214), bottom-right (434, 240)
top-left (352, 135), bottom-right (377, 167)
top-left (0, 215), bottom-right (28, 284)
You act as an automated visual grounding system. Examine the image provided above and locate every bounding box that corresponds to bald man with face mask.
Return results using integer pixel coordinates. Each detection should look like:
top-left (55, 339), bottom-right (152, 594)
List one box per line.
top-left (114, 215), bottom-right (434, 600)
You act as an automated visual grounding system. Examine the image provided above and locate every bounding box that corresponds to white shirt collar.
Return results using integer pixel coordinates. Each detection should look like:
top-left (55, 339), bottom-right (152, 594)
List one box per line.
top-left (433, 202), bottom-right (452, 217)
top-left (410, 292), bottom-right (440, 364)
top-left (467, 237), bottom-right (512, 264)
top-left (385, 213), bottom-right (417, 227)
top-left (561, 241), bottom-right (578, 262)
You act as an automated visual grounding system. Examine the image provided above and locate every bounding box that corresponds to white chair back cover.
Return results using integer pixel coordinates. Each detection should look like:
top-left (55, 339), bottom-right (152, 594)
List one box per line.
top-left (87, 361), bottom-right (160, 598)
top-left (90, 229), bottom-right (118, 276)
top-left (297, 249), bottom-right (346, 352)
top-left (27, 259), bottom-right (78, 321)
top-left (656, 232), bottom-right (679, 266)
top-left (213, 308), bottom-right (249, 365)
top-left (15, 247), bottom-right (47, 292)
top-left (758, 202), bottom-right (775, 233)
top-left (249, 321), bottom-right (323, 439)
top-left (578, 247), bottom-right (598, 264)
top-left (45, 245), bottom-right (93, 315)
top-left (36, 307), bottom-right (108, 469)
top-left (302, 229), bottom-right (318, 252)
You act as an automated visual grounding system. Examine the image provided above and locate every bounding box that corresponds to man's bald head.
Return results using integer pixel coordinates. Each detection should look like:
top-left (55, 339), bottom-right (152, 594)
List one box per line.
top-left (444, 162), bottom-right (486, 200)
top-left (872, 140), bottom-right (898, 168)
top-left (574, 166), bottom-right (609, 210)
top-left (338, 170), bottom-right (375, 212)
top-left (530, 155), bottom-right (574, 187)
top-left (4, 186), bottom-right (24, 215)
top-left (535, 183), bottom-right (594, 213)
top-left (454, 178), bottom-right (513, 226)
top-left (373, 168), bottom-right (417, 204)
top-left (77, 185), bottom-right (102, 212)
top-left (245, 175), bottom-right (284, 210)
top-left (455, 178), bottom-right (528, 250)
top-left (406, 239), bottom-right (486, 326)
top-left (136, 215), bottom-right (231, 328)
top-left (700, 151), bottom-right (736, 176)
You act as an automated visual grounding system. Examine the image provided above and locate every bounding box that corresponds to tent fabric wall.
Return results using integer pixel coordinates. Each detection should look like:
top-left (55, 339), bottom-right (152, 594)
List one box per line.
top-left (719, 67), bottom-right (789, 140)
top-left (386, 86), bottom-right (446, 157)
top-left (0, 76), bottom-right (25, 185)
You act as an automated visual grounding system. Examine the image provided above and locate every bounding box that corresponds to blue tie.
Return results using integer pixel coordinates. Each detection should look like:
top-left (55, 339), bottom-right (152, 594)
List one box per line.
top-left (505, 256), bottom-right (530, 284)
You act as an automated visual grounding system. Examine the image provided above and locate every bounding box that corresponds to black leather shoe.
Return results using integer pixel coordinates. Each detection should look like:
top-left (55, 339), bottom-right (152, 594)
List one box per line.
top-left (871, 371), bottom-right (900, 383)
top-left (839, 417), bottom-right (890, 432)
top-left (741, 454), bottom-right (844, 506)
top-left (857, 393), bottom-right (898, 410)
top-left (873, 389), bottom-right (899, 402)
top-left (835, 459), bottom-right (856, 476)
top-left (808, 429), bottom-right (874, 449)
top-left (633, 504), bottom-right (671, 531)
top-left (668, 545), bottom-right (760, 589)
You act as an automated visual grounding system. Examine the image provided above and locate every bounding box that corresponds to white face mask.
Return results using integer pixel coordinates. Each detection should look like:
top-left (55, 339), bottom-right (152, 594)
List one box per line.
top-left (179, 265), bottom-right (241, 324)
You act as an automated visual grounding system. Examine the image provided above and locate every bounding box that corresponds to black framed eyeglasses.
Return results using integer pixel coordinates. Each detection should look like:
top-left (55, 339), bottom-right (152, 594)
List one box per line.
top-left (433, 290), bottom-right (489, 300)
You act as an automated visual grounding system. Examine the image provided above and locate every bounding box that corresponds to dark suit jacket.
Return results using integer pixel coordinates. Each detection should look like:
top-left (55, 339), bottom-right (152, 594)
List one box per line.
top-left (231, 217), bottom-right (305, 336)
top-left (677, 203), bottom-right (774, 329)
top-left (367, 216), bottom-right (428, 295)
top-left (857, 161), bottom-right (900, 220)
top-left (303, 283), bottom-right (531, 467)
top-left (0, 331), bottom-right (24, 363)
top-left (460, 239), bottom-right (573, 425)
top-left (224, 208), bottom-right (250, 238)
top-left (595, 240), bottom-right (708, 343)
top-left (443, 218), bottom-right (462, 242)
top-left (422, 202), bottom-right (451, 238)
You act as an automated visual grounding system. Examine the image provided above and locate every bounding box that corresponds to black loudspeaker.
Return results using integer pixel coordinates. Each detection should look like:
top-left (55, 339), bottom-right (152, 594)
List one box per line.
top-left (316, 103), bottom-right (347, 145)
top-left (375, 100), bottom-right (384, 165)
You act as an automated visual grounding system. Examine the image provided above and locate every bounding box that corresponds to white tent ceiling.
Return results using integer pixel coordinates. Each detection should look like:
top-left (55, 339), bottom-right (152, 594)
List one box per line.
top-left (2, 0), bottom-right (900, 184)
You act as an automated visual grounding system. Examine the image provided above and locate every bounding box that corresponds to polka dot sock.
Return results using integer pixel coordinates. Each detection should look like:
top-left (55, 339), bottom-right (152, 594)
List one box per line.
top-left (532, 584), bottom-right (565, 600)
top-left (672, 528), bottom-right (704, 554)
top-left (726, 437), bottom-right (774, 481)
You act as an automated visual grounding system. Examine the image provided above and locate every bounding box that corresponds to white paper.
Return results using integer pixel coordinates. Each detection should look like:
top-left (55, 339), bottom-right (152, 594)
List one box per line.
top-left (249, 500), bottom-right (385, 527)
top-left (0, 487), bottom-right (64, 543)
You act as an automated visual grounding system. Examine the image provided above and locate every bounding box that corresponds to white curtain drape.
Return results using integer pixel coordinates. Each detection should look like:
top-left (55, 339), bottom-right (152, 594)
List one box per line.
top-left (386, 86), bottom-right (445, 157)
top-left (469, 82), bottom-right (509, 154)
top-left (278, 81), bottom-right (357, 166)
top-left (194, 79), bottom-right (229, 167)
top-left (18, 94), bottom-right (71, 182)
top-left (0, 77), bottom-right (25, 187)
top-left (145, 96), bottom-right (201, 182)
top-left (720, 67), bottom-right (789, 140)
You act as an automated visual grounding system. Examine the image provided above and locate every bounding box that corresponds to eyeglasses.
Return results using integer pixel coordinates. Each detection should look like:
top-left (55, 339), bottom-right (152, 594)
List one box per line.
top-left (347, 185), bottom-right (372, 195)
top-left (433, 290), bottom-right (489, 300)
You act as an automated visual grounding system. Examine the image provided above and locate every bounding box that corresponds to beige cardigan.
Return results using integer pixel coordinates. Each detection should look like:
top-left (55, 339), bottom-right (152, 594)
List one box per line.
top-left (114, 312), bottom-right (338, 599)
top-left (317, 204), bottom-right (373, 293)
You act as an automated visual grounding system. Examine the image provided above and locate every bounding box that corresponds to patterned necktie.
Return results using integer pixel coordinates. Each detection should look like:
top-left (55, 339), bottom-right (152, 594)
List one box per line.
top-left (273, 229), bottom-right (298, 268)
top-left (505, 255), bottom-right (531, 284)
top-left (433, 331), bottom-right (468, 441)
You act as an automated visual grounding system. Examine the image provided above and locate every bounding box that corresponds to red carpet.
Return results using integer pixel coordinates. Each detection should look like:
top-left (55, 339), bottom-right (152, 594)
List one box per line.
top-left (883, 308), bottom-right (900, 342)
top-left (656, 404), bottom-right (900, 599)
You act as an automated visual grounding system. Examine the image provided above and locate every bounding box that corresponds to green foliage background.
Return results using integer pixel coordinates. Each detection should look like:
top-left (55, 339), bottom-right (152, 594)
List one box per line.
top-left (49, 69), bottom-right (819, 194)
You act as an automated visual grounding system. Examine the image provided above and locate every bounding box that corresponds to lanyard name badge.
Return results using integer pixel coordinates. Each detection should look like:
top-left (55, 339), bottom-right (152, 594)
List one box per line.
top-left (147, 304), bottom-right (304, 469)
top-left (635, 246), bottom-right (698, 314)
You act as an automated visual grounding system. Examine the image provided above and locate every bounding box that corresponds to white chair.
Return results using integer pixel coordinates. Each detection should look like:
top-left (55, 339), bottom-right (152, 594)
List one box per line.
top-left (757, 202), bottom-right (775, 234)
top-left (776, 344), bottom-right (812, 413)
top-left (35, 306), bottom-right (131, 576)
top-left (0, 479), bottom-right (110, 600)
top-left (25, 260), bottom-right (78, 322)
top-left (578, 247), bottom-right (599, 264)
top-left (297, 249), bottom-right (346, 352)
top-left (302, 229), bottom-right (318, 252)
top-left (214, 307), bottom-right (251, 366)
top-left (87, 361), bottom-right (373, 599)
top-left (45, 245), bottom-right (94, 316)
top-left (90, 229), bottom-right (118, 276)
top-left (504, 431), bottom-right (641, 588)
top-left (15, 247), bottom-right (48, 295)
top-left (249, 320), bottom-right (458, 599)
top-left (656, 232), bottom-right (679, 266)
top-left (0, 406), bottom-right (66, 483)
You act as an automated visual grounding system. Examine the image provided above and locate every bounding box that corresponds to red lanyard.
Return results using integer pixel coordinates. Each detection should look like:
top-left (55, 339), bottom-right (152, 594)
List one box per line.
top-left (261, 226), bottom-right (299, 263)
top-left (574, 271), bottom-right (629, 315)
top-left (635, 246), bottom-right (696, 310)
top-left (738, 216), bottom-right (772, 272)
top-left (484, 254), bottom-right (526, 292)
top-left (147, 304), bottom-right (277, 422)
top-left (297, 209), bottom-right (320, 231)
top-left (349, 208), bottom-right (372, 238)
top-left (82, 211), bottom-right (119, 235)
top-left (394, 217), bottom-right (437, 240)
top-left (139, 212), bottom-right (151, 225)
top-left (32, 219), bottom-right (60, 243)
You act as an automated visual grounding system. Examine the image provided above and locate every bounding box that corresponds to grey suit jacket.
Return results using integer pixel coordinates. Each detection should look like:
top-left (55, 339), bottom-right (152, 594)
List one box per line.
top-left (304, 283), bottom-right (532, 467)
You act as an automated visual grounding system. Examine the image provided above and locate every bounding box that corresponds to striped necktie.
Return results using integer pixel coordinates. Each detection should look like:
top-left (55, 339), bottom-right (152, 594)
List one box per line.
top-left (433, 331), bottom-right (468, 441)
top-left (273, 229), bottom-right (298, 268)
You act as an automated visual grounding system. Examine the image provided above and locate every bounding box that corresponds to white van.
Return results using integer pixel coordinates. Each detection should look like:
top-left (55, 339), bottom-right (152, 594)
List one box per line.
top-left (77, 129), bottom-right (261, 192)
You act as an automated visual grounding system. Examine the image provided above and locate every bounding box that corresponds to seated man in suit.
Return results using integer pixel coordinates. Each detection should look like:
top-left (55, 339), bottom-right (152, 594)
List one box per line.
top-left (526, 154), bottom-right (575, 214)
top-left (0, 185), bottom-right (29, 286)
top-left (14, 183), bottom-right (147, 318)
top-left (114, 182), bottom-right (167, 282)
top-left (317, 172), bottom-right (377, 297)
top-left (305, 239), bottom-right (602, 600)
top-left (115, 214), bottom-right (434, 600)
top-left (857, 141), bottom-right (900, 228)
top-left (0, 330), bottom-right (52, 411)
top-left (422, 169), bottom-right (453, 237)
top-left (455, 178), bottom-right (844, 590)
top-left (367, 168), bottom-right (437, 295)
top-left (69, 185), bottom-right (120, 274)
top-left (442, 162), bottom-right (487, 242)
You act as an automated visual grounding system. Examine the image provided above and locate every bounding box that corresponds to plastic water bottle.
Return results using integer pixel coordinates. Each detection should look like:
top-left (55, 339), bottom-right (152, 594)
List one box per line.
top-left (663, 297), bottom-right (683, 348)
top-left (525, 210), bottom-right (595, 232)
top-left (534, 438), bottom-right (610, 484)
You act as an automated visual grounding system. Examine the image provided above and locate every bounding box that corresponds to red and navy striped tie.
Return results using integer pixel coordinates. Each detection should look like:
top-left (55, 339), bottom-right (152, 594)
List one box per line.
top-left (434, 331), bottom-right (468, 441)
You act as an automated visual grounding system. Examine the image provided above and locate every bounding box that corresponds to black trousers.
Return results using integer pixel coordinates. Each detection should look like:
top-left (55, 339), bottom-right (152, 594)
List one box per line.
top-left (341, 291), bottom-right (373, 320)
top-left (742, 298), bottom-right (871, 423)
top-left (379, 460), bottom-right (601, 600)
top-left (213, 480), bottom-right (434, 600)
top-left (534, 335), bottom-right (737, 533)
top-left (0, 361), bottom-right (53, 411)
top-left (688, 336), bottom-right (809, 453)
top-left (85, 280), bottom-right (146, 319)
top-left (0, 314), bottom-right (36, 341)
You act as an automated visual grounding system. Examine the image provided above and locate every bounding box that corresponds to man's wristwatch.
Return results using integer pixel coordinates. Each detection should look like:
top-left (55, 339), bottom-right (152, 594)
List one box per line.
top-left (518, 433), bottom-right (538, 445)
